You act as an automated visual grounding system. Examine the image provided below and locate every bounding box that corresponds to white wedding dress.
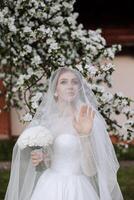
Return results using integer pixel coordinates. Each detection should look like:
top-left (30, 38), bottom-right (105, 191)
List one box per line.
top-left (31, 123), bottom-right (100, 200)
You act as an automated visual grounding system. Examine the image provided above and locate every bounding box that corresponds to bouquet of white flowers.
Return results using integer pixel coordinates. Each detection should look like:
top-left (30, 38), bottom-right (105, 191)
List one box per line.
top-left (17, 125), bottom-right (54, 171)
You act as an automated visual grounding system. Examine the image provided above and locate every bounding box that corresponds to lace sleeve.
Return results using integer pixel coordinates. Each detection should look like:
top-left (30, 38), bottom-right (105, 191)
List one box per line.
top-left (79, 131), bottom-right (97, 177)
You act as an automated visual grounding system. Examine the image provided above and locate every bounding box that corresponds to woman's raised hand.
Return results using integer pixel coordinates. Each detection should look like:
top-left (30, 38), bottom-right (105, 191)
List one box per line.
top-left (73, 105), bottom-right (95, 136)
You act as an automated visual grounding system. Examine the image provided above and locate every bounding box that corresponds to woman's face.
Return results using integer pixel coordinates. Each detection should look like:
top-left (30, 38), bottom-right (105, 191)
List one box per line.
top-left (55, 71), bottom-right (81, 103)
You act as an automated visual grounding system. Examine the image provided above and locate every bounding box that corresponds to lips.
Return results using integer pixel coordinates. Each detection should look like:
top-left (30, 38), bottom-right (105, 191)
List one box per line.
top-left (68, 92), bottom-right (74, 95)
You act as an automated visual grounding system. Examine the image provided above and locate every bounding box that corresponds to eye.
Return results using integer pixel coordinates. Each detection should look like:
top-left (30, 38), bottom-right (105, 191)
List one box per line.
top-left (60, 80), bottom-right (67, 84)
top-left (72, 80), bottom-right (79, 85)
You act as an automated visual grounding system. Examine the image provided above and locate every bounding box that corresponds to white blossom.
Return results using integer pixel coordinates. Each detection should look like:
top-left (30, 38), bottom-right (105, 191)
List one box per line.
top-left (1, 58), bottom-right (7, 65)
top-left (27, 68), bottom-right (34, 76)
top-left (92, 84), bottom-right (105, 93)
top-left (71, 29), bottom-right (85, 39)
top-left (28, 21), bottom-right (34, 27)
top-left (31, 101), bottom-right (39, 109)
top-left (31, 55), bottom-right (42, 65)
top-left (46, 38), bottom-right (56, 45)
top-left (122, 106), bottom-right (130, 114)
top-left (28, 8), bottom-right (36, 15)
top-left (0, 73), bottom-right (4, 79)
top-left (117, 44), bottom-right (122, 51)
top-left (104, 48), bottom-right (115, 59)
top-left (121, 99), bottom-right (128, 106)
top-left (122, 120), bottom-right (134, 134)
top-left (38, 26), bottom-right (52, 36)
top-left (85, 45), bottom-right (98, 55)
top-left (113, 99), bottom-right (120, 107)
top-left (22, 113), bottom-right (33, 122)
top-left (7, 17), bottom-right (17, 33)
top-left (12, 86), bottom-right (18, 92)
top-left (96, 44), bottom-right (104, 50)
top-left (85, 65), bottom-right (97, 75)
top-left (101, 92), bottom-right (113, 103)
top-left (50, 4), bottom-right (61, 13)
top-left (23, 45), bottom-right (32, 53)
top-left (23, 26), bottom-right (32, 33)
top-left (30, 92), bottom-right (42, 109)
top-left (17, 75), bottom-right (26, 86)
top-left (0, 11), bottom-right (4, 23)
top-left (31, 92), bottom-right (42, 102)
top-left (48, 42), bottom-right (59, 53)
top-left (62, 2), bottom-right (73, 9)
top-left (30, 0), bottom-right (39, 9)
top-left (50, 16), bottom-right (64, 24)
top-left (75, 64), bottom-right (83, 72)
top-left (129, 109), bottom-right (134, 116)
top-left (100, 63), bottom-right (115, 71)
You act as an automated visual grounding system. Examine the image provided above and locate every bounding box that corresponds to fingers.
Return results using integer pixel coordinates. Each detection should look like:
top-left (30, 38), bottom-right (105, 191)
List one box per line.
top-left (74, 104), bottom-right (95, 126)
top-left (88, 107), bottom-right (95, 123)
top-left (79, 104), bottom-right (95, 120)
top-left (79, 105), bottom-right (93, 116)
top-left (87, 105), bottom-right (91, 116)
top-left (79, 105), bottom-right (88, 117)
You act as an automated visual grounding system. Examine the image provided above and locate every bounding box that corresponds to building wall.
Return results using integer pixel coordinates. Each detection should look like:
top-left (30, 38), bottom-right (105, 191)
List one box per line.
top-left (111, 55), bottom-right (134, 100)
top-left (11, 108), bottom-right (28, 136)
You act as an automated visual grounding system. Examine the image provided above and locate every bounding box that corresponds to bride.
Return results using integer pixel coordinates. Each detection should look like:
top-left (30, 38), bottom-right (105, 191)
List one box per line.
top-left (4, 67), bottom-right (124, 200)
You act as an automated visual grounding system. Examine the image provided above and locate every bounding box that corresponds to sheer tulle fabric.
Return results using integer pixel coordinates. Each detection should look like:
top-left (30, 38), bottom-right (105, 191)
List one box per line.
top-left (5, 67), bottom-right (123, 200)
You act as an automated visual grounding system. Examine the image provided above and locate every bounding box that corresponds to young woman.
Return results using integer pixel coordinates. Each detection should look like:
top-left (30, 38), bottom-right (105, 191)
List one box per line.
top-left (5, 67), bottom-right (124, 200)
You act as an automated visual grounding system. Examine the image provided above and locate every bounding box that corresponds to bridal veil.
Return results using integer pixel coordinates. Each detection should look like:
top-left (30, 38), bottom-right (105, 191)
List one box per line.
top-left (4, 67), bottom-right (124, 200)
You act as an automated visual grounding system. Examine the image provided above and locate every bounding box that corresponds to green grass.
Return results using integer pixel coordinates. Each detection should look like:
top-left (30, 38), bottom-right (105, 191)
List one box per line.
top-left (118, 166), bottom-right (134, 200)
top-left (0, 165), bottom-right (134, 200)
top-left (0, 170), bottom-right (10, 200)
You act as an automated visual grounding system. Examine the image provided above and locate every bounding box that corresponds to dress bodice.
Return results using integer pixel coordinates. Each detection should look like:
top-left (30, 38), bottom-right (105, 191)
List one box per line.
top-left (50, 133), bottom-right (83, 175)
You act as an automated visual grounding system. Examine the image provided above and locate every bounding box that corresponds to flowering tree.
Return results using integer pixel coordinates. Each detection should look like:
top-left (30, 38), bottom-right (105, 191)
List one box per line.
top-left (0, 0), bottom-right (134, 145)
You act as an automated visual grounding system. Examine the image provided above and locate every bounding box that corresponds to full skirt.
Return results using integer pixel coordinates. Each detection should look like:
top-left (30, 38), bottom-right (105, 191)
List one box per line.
top-left (31, 168), bottom-right (100, 200)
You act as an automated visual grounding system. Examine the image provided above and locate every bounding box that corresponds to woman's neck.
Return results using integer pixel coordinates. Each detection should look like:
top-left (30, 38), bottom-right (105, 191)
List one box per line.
top-left (57, 100), bottom-right (76, 117)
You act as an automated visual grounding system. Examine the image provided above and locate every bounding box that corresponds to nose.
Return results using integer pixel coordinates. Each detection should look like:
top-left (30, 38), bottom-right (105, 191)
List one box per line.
top-left (67, 82), bottom-right (74, 90)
